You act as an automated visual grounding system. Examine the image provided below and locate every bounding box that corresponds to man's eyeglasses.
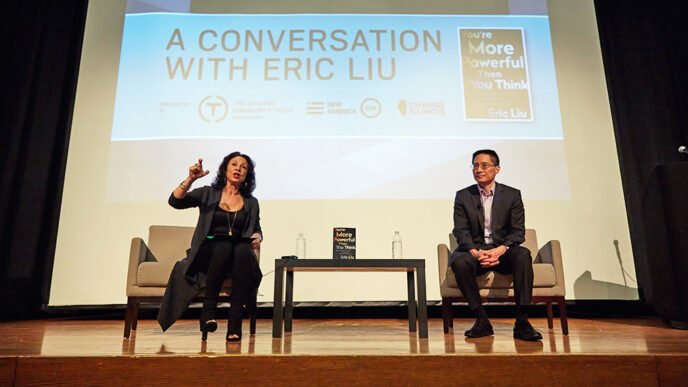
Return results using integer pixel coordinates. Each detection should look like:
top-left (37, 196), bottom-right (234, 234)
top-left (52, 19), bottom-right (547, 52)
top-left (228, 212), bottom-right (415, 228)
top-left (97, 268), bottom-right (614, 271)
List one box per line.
top-left (471, 163), bottom-right (496, 171)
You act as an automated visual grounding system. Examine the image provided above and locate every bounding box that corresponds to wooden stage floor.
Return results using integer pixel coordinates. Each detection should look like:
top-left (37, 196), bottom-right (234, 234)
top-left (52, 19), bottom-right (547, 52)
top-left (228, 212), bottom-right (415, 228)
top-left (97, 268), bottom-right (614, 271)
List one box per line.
top-left (1, 317), bottom-right (687, 385)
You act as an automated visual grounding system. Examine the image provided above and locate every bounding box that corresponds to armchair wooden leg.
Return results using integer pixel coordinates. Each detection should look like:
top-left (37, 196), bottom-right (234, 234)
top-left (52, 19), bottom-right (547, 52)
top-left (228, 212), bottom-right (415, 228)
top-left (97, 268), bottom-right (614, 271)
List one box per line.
top-left (250, 313), bottom-right (257, 335)
top-left (558, 297), bottom-right (569, 335)
top-left (131, 300), bottom-right (140, 332)
top-left (124, 297), bottom-right (135, 338)
top-left (442, 298), bottom-right (453, 333)
top-left (546, 301), bottom-right (554, 329)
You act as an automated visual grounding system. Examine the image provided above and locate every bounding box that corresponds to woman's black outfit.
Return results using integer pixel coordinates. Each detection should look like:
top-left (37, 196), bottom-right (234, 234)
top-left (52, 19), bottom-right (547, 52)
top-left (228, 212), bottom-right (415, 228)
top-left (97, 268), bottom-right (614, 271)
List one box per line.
top-left (195, 206), bottom-right (251, 330)
top-left (157, 186), bottom-right (263, 335)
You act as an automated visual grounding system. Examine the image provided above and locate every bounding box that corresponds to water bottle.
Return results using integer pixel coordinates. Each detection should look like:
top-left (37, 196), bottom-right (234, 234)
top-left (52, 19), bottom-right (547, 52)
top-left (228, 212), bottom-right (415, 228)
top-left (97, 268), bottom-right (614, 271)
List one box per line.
top-left (296, 233), bottom-right (306, 259)
top-left (392, 231), bottom-right (402, 259)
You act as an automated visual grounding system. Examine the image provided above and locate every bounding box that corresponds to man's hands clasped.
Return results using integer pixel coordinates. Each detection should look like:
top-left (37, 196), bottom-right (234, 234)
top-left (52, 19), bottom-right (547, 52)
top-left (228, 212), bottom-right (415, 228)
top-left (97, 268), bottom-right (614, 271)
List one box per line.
top-left (469, 246), bottom-right (508, 268)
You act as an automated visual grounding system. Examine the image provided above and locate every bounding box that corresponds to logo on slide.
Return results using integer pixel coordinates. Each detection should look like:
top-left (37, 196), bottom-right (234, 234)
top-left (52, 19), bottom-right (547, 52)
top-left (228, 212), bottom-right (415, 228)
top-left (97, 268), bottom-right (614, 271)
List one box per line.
top-left (306, 101), bottom-right (325, 115)
top-left (398, 100), bottom-right (408, 116)
top-left (360, 98), bottom-right (381, 118)
top-left (198, 95), bottom-right (228, 123)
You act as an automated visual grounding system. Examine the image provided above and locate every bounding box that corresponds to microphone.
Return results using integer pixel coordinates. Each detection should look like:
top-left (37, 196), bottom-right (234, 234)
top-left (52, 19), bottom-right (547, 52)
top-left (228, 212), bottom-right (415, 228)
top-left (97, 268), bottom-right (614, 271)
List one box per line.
top-left (679, 146), bottom-right (688, 154)
top-left (613, 239), bottom-right (627, 287)
top-left (613, 240), bottom-right (622, 265)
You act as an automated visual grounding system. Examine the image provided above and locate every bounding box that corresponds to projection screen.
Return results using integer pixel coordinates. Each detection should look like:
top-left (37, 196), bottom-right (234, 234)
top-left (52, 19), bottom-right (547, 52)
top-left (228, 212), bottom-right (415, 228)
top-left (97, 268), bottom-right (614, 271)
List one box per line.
top-left (49, 0), bottom-right (637, 306)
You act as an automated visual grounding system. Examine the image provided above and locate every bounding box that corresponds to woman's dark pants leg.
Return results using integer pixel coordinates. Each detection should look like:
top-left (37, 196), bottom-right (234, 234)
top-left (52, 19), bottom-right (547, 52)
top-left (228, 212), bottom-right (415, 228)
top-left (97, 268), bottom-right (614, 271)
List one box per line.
top-left (227, 242), bottom-right (255, 335)
top-left (199, 240), bottom-right (235, 323)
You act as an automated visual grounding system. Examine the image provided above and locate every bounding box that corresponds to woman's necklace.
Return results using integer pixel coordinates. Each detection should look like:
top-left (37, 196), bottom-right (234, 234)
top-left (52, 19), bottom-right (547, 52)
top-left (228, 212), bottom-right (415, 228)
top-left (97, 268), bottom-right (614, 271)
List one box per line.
top-left (225, 208), bottom-right (238, 236)
top-left (222, 188), bottom-right (241, 236)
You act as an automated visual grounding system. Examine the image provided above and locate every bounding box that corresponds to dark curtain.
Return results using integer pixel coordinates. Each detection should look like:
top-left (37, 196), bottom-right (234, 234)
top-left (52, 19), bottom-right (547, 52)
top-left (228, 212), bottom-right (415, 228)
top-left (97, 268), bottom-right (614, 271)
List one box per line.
top-left (595, 0), bottom-right (688, 307)
top-left (0, 0), bottom-right (88, 318)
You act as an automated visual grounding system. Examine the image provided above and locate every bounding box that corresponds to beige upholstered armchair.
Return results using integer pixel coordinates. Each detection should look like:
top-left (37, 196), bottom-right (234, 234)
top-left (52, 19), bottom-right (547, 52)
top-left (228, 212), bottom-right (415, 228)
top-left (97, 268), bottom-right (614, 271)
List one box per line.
top-left (437, 229), bottom-right (567, 334)
top-left (124, 225), bottom-right (259, 338)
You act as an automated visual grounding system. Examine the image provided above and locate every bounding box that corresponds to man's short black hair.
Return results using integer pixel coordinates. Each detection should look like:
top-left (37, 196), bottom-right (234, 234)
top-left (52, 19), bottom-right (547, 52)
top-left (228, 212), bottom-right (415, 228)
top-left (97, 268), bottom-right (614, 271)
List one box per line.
top-left (472, 149), bottom-right (500, 166)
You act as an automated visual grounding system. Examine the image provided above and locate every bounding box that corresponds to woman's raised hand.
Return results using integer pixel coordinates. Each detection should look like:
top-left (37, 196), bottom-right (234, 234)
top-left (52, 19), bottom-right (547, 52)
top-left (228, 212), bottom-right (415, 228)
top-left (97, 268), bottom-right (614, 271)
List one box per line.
top-left (189, 158), bottom-right (210, 181)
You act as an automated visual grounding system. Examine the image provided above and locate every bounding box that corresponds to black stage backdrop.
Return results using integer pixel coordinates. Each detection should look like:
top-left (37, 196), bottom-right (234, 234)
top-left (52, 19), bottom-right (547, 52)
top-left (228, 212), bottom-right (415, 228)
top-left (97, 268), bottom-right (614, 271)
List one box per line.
top-left (0, 0), bottom-right (686, 320)
top-left (594, 0), bottom-right (688, 323)
top-left (0, 0), bottom-right (88, 318)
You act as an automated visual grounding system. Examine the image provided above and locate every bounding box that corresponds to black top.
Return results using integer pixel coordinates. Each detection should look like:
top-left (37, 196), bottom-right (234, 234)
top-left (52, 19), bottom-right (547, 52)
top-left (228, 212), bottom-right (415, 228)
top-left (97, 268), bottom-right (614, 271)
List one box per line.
top-left (209, 205), bottom-right (247, 237)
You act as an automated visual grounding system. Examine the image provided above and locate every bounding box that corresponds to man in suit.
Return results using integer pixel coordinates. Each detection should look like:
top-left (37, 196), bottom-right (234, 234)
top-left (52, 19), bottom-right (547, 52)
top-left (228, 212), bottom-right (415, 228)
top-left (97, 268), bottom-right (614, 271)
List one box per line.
top-left (451, 149), bottom-right (542, 341)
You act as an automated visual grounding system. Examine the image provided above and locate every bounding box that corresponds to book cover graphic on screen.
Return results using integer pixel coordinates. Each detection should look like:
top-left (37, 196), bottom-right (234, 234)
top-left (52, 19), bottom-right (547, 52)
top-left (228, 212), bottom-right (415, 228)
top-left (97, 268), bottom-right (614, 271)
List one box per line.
top-left (458, 28), bottom-right (533, 121)
top-left (333, 227), bottom-right (356, 260)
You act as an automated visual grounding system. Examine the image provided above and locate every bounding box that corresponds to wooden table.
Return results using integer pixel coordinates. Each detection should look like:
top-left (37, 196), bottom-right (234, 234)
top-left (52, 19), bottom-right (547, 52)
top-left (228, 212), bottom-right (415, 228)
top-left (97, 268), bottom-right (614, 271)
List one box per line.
top-left (272, 259), bottom-right (428, 338)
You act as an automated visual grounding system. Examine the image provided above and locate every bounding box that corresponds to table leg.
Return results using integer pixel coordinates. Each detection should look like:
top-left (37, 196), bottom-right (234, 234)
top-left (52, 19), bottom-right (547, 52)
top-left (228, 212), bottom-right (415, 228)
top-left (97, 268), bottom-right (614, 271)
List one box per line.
top-left (406, 271), bottom-right (417, 332)
top-left (272, 263), bottom-right (285, 338)
top-left (285, 270), bottom-right (294, 332)
top-left (416, 266), bottom-right (428, 339)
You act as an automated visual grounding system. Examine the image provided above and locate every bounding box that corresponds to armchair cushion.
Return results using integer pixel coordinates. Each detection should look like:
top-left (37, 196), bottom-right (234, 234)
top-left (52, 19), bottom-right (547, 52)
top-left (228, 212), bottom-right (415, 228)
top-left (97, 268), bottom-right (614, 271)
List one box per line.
top-left (445, 263), bottom-right (556, 289)
top-left (136, 262), bottom-right (176, 286)
top-left (136, 262), bottom-right (235, 289)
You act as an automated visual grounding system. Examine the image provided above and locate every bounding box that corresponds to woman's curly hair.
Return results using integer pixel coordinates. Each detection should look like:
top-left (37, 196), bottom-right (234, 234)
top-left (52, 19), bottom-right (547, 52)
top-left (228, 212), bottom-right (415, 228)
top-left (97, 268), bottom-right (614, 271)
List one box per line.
top-left (211, 152), bottom-right (256, 197)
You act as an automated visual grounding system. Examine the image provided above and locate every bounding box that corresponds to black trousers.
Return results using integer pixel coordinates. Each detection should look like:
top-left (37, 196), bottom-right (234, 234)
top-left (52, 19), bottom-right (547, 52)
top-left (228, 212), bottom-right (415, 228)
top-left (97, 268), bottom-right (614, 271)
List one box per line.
top-left (450, 244), bottom-right (534, 310)
top-left (192, 239), bottom-right (255, 329)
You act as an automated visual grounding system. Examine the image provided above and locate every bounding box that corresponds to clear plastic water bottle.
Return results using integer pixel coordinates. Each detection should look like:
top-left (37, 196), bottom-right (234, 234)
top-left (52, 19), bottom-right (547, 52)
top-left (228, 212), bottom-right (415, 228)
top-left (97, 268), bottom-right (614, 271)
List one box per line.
top-left (392, 231), bottom-right (402, 259)
top-left (296, 233), bottom-right (306, 259)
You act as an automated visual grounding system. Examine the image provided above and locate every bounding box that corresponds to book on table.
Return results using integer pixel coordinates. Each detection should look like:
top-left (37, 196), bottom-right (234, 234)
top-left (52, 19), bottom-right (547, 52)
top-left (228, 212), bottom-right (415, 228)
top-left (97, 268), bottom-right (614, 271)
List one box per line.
top-left (333, 227), bottom-right (356, 259)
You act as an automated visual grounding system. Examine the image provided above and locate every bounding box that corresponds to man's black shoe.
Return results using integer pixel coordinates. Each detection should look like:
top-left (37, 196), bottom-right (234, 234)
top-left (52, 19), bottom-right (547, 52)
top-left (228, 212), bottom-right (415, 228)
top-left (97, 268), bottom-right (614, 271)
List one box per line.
top-left (513, 321), bottom-right (543, 341)
top-left (465, 318), bottom-right (494, 338)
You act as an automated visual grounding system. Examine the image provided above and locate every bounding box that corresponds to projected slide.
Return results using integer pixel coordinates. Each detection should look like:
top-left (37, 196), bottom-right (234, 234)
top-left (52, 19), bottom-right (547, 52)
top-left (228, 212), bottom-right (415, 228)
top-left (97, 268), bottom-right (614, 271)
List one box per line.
top-left (108, 14), bottom-right (567, 200)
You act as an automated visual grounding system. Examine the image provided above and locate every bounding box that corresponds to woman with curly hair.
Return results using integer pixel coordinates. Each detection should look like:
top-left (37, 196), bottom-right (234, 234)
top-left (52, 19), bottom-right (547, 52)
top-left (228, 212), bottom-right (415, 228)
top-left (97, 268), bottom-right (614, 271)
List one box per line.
top-left (157, 152), bottom-right (263, 342)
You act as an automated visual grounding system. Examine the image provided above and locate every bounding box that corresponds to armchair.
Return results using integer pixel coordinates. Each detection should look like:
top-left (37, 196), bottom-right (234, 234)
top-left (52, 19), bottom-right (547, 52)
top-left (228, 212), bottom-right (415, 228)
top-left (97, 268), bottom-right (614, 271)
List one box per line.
top-left (124, 225), bottom-right (259, 338)
top-left (437, 229), bottom-right (567, 334)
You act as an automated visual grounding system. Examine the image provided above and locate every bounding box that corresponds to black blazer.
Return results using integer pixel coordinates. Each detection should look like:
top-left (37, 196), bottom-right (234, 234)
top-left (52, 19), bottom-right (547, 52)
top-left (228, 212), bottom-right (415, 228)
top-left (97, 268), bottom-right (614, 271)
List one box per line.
top-left (158, 185), bottom-right (262, 331)
top-left (168, 185), bottom-right (263, 273)
top-left (452, 182), bottom-right (525, 254)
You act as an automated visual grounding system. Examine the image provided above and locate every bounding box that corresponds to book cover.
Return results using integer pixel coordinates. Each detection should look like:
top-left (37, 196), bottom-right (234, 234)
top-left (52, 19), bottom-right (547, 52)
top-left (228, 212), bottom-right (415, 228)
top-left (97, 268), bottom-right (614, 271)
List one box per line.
top-left (333, 227), bottom-right (356, 259)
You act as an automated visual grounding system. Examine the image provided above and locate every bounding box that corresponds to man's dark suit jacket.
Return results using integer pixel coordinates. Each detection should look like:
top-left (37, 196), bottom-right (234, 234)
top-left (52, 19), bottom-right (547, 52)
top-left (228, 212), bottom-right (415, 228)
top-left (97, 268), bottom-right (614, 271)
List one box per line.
top-left (451, 182), bottom-right (526, 261)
